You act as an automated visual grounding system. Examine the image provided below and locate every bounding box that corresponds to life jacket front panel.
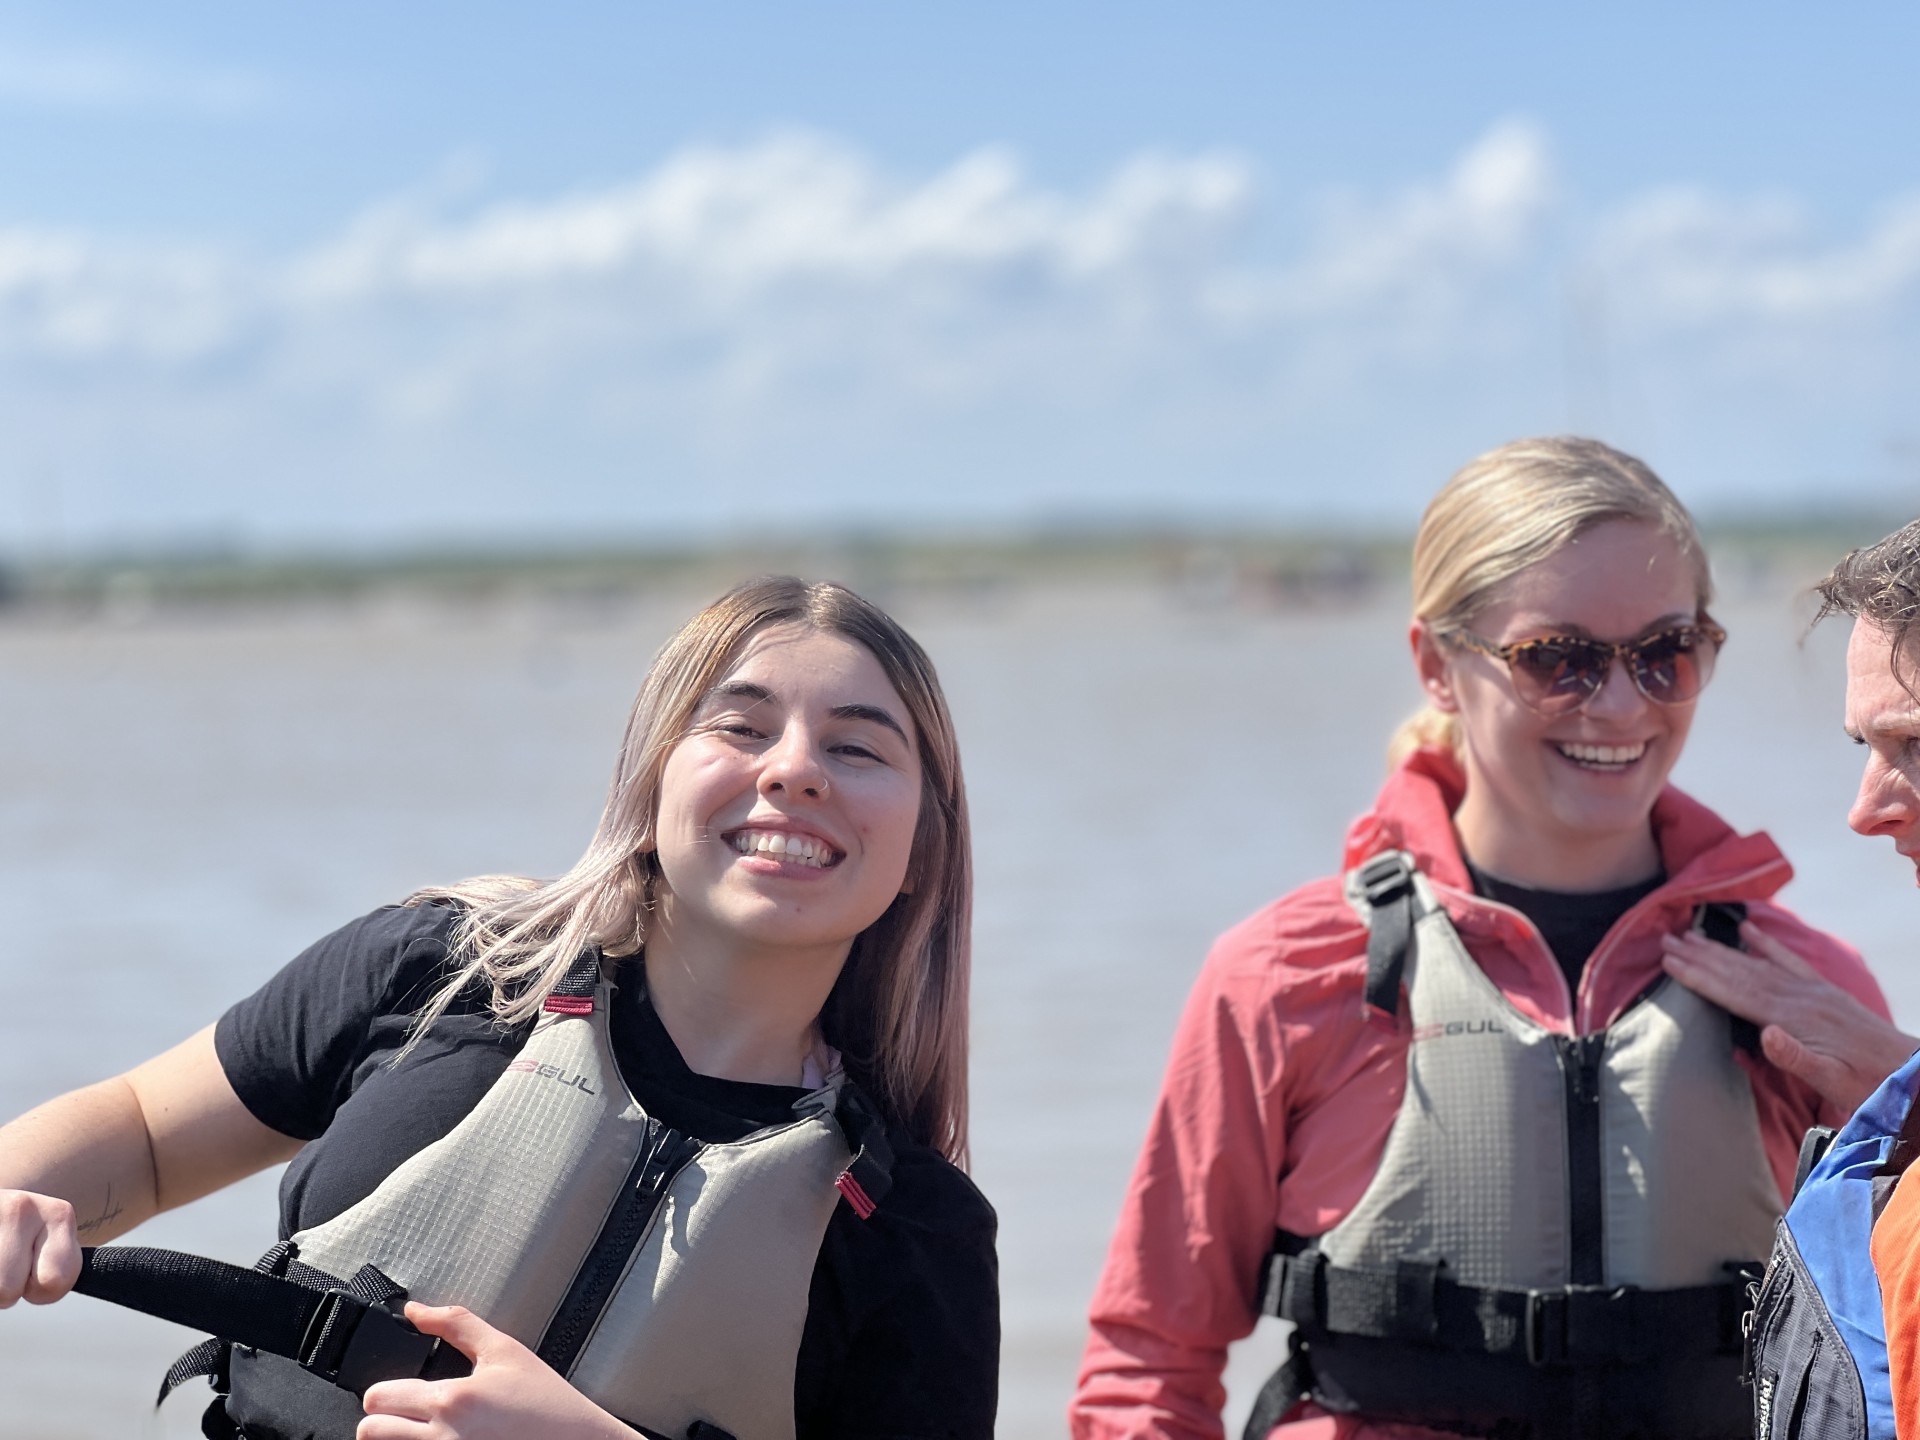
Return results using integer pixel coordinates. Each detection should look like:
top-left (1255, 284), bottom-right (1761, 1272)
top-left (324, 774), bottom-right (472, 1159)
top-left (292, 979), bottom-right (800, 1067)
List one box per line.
top-left (1316, 870), bottom-right (1572, 1291)
top-left (1600, 978), bottom-right (1780, 1288)
top-left (571, 1119), bottom-right (848, 1437)
top-left (291, 990), bottom-right (646, 1346)
top-left (238, 969), bottom-right (856, 1440)
top-left (1252, 853), bottom-right (1780, 1439)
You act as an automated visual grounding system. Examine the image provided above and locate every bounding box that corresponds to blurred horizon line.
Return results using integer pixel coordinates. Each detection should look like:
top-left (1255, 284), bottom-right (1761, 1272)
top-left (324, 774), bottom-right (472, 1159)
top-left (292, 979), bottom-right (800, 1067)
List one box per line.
top-left (0, 501), bottom-right (1908, 619)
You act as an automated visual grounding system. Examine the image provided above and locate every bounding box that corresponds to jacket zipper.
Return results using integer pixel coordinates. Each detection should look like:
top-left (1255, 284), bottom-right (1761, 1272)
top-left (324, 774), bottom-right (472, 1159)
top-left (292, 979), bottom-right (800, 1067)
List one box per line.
top-left (1432, 855), bottom-right (1786, 1036)
top-left (1554, 1032), bottom-right (1607, 1285)
top-left (1575, 858), bottom-right (1783, 1032)
top-left (536, 1116), bottom-right (704, 1376)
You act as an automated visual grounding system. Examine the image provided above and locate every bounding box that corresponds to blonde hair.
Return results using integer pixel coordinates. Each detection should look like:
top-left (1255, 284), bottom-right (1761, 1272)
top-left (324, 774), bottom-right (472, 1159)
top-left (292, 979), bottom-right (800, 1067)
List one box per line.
top-left (408, 577), bottom-right (974, 1165)
top-left (1388, 437), bottom-right (1713, 768)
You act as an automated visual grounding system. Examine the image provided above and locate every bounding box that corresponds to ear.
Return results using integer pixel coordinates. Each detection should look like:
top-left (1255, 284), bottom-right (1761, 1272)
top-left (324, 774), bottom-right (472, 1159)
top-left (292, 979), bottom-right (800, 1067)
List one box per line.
top-left (1411, 619), bottom-right (1462, 714)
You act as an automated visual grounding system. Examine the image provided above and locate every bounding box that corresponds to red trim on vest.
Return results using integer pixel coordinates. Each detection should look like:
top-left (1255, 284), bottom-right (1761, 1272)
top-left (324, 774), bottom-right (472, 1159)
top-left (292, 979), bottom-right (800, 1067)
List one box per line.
top-left (836, 1170), bottom-right (877, 1220)
top-left (543, 995), bottom-right (594, 1015)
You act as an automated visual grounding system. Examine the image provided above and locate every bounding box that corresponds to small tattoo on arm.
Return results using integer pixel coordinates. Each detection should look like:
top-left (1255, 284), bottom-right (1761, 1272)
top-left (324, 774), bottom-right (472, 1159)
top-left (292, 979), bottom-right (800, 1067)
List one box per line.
top-left (75, 1184), bottom-right (123, 1237)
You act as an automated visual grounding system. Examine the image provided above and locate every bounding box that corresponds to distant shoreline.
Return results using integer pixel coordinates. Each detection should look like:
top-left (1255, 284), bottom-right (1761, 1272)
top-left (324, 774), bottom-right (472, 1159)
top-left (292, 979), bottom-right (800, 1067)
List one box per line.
top-left (0, 512), bottom-right (1904, 620)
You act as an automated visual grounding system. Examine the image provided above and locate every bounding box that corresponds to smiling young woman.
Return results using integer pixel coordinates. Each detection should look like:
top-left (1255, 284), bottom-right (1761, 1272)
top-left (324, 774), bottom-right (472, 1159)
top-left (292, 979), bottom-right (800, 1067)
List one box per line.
top-left (1070, 438), bottom-right (1891, 1440)
top-left (0, 577), bottom-right (995, 1440)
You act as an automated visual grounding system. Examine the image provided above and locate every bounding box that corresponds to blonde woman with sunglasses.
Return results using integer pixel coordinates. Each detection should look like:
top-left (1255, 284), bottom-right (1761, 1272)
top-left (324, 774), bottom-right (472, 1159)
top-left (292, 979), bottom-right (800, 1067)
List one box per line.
top-left (1071, 438), bottom-right (1888, 1440)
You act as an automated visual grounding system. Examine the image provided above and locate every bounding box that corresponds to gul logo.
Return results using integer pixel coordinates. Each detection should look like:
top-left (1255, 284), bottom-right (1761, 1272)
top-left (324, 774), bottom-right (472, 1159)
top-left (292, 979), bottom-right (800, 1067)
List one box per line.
top-left (1410, 1019), bottom-right (1506, 1043)
top-left (506, 1058), bottom-right (598, 1096)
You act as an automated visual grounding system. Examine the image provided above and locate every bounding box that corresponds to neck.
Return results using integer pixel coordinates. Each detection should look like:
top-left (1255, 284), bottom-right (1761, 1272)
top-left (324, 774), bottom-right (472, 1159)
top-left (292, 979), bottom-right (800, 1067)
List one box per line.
top-left (1452, 789), bottom-right (1663, 893)
top-left (641, 908), bottom-right (849, 1087)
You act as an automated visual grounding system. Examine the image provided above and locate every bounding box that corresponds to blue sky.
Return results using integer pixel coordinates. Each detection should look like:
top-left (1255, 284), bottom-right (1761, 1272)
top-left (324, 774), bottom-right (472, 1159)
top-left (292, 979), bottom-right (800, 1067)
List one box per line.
top-left (1, 3), bottom-right (1916, 551)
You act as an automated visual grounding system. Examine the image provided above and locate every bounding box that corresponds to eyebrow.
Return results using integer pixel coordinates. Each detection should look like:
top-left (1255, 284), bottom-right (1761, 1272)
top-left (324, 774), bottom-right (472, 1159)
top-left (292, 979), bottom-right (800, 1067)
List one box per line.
top-left (1529, 612), bottom-right (1697, 641)
top-left (705, 682), bottom-right (910, 743)
top-left (1849, 712), bottom-right (1920, 743)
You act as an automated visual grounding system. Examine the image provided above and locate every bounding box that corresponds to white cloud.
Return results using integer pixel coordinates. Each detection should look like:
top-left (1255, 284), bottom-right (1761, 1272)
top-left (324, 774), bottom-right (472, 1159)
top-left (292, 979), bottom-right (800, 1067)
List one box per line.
top-left (290, 133), bottom-right (1256, 300)
top-left (0, 121), bottom-right (1916, 544)
top-left (1595, 186), bottom-right (1920, 326)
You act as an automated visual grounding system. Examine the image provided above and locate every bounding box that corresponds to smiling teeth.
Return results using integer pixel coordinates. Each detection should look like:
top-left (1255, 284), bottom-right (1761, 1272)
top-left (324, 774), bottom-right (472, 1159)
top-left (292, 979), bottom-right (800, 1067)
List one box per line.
top-left (733, 831), bottom-right (831, 867)
top-left (1558, 741), bottom-right (1648, 766)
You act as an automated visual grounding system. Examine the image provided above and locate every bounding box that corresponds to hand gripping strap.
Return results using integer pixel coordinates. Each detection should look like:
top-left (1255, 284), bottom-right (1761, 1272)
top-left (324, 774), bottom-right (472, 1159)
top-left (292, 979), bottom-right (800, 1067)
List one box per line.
top-left (1355, 852), bottom-right (1417, 1026)
top-left (74, 1245), bottom-right (472, 1400)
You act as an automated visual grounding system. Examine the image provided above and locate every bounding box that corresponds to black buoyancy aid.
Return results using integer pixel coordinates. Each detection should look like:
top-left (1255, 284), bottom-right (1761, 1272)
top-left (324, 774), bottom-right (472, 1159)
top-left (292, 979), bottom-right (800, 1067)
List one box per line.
top-left (1745, 1049), bottom-right (1920, 1439)
top-left (74, 954), bottom-right (894, 1440)
top-left (1244, 851), bottom-right (1778, 1440)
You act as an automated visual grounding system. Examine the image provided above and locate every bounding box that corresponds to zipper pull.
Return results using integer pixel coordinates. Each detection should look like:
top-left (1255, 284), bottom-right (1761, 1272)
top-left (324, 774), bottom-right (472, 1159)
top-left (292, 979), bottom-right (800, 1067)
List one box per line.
top-left (1577, 1035), bottom-right (1605, 1102)
top-left (634, 1124), bottom-right (697, 1197)
top-left (1556, 1034), bottom-right (1606, 1102)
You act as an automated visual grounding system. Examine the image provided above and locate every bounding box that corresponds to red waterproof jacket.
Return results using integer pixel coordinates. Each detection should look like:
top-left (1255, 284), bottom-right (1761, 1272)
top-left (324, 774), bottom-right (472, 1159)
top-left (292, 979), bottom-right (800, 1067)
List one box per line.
top-left (1070, 748), bottom-right (1891, 1440)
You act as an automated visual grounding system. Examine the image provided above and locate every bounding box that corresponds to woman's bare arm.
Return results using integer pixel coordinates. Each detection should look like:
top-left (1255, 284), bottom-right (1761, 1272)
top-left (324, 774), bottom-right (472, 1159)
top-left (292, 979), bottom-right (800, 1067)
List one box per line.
top-left (0, 1024), bottom-right (303, 1305)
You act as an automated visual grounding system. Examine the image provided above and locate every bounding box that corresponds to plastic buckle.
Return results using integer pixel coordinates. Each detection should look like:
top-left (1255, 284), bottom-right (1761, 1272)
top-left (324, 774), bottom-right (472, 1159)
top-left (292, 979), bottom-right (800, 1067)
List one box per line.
top-left (1357, 853), bottom-right (1413, 907)
top-left (1525, 1289), bottom-right (1566, 1367)
top-left (300, 1291), bottom-right (457, 1396)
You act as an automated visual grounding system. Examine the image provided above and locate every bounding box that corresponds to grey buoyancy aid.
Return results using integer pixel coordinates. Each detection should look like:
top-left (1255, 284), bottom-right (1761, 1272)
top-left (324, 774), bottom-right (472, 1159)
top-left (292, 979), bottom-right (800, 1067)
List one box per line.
top-left (77, 953), bottom-right (894, 1440)
top-left (1245, 852), bottom-right (1780, 1440)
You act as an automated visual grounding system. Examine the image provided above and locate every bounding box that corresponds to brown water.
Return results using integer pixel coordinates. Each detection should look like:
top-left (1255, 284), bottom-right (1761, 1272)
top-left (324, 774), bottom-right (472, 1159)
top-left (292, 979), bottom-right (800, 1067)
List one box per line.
top-left (1, 581), bottom-right (1914, 1438)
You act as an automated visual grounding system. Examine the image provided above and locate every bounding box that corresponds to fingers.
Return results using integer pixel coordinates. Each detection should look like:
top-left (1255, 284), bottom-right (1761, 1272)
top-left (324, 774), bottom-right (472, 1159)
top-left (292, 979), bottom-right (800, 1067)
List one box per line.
top-left (357, 1411), bottom-right (431, 1440)
top-left (362, 1378), bottom-right (441, 1420)
top-left (25, 1208), bottom-right (81, 1304)
top-left (1739, 922), bottom-right (1822, 980)
top-left (402, 1302), bottom-right (495, 1361)
top-left (1660, 935), bottom-right (1767, 1019)
top-left (0, 1192), bottom-right (77, 1308)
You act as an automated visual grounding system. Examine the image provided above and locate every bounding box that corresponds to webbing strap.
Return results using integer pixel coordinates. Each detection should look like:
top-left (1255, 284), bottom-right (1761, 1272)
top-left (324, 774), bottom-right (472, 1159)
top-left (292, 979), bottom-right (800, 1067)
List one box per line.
top-left (833, 1083), bottom-right (897, 1215)
top-left (1695, 901), bottom-right (1761, 1057)
top-left (1258, 1246), bottom-right (1749, 1366)
top-left (74, 1246), bottom-right (471, 1399)
top-left (1240, 1341), bottom-right (1310, 1440)
top-left (1356, 853), bottom-right (1417, 1023)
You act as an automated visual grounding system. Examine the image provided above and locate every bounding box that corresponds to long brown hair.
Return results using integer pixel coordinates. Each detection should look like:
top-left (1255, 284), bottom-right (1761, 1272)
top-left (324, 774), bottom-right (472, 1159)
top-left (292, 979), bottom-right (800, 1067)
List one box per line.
top-left (408, 577), bottom-right (974, 1165)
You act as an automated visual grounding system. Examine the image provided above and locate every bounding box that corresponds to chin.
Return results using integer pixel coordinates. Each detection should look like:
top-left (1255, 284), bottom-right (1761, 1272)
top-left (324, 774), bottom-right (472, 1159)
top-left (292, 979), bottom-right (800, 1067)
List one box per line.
top-left (1549, 791), bottom-right (1662, 844)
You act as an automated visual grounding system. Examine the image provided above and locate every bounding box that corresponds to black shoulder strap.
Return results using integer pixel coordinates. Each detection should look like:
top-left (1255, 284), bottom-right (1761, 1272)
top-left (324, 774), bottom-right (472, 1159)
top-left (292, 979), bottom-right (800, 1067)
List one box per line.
top-left (1794, 1125), bottom-right (1838, 1198)
top-left (804, 1078), bottom-right (896, 1219)
top-left (71, 1245), bottom-right (470, 1401)
top-left (542, 950), bottom-right (603, 1015)
top-left (1695, 900), bottom-right (1762, 1057)
top-left (1885, 1088), bottom-right (1920, 1179)
top-left (1355, 852), bottom-right (1418, 1024)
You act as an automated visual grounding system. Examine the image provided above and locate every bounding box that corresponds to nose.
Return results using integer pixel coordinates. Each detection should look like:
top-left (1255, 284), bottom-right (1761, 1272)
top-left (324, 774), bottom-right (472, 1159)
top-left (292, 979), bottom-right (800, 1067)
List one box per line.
top-left (759, 723), bottom-right (829, 800)
top-left (1848, 753), bottom-right (1919, 840)
top-left (1582, 653), bottom-right (1647, 719)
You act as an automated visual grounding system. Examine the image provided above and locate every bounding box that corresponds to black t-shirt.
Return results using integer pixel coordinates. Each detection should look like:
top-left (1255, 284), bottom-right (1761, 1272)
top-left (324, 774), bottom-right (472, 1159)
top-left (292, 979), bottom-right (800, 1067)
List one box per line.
top-left (213, 901), bottom-right (998, 1440)
top-left (1466, 863), bottom-right (1667, 994)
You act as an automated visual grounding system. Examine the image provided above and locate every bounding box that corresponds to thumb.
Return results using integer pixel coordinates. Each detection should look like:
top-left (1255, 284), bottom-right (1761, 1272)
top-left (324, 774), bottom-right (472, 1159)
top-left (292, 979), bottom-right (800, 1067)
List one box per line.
top-left (402, 1302), bottom-right (506, 1363)
top-left (1761, 1024), bottom-right (1860, 1114)
top-left (1760, 1024), bottom-right (1833, 1088)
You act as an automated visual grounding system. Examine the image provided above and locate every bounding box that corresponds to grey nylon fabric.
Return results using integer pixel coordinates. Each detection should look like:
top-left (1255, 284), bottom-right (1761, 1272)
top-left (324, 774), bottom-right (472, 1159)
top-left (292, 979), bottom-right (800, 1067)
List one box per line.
top-left (1317, 853), bottom-right (1778, 1290)
top-left (289, 978), bottom-right (851, 1440)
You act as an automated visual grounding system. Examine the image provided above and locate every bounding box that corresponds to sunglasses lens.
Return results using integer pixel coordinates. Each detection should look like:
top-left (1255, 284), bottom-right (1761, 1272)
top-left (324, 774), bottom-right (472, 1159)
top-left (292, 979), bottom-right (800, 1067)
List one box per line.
top-left (1507, 640), bottom-right (1608, 715)
top-left (1631, 629), bottom-right (1717, 704)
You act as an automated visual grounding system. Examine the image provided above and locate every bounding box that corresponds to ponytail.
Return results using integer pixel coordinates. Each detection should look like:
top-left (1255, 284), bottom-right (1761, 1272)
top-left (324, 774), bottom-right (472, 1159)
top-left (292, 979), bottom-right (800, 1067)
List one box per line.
top-left (1386, 704), bottom-right (1460, 770)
